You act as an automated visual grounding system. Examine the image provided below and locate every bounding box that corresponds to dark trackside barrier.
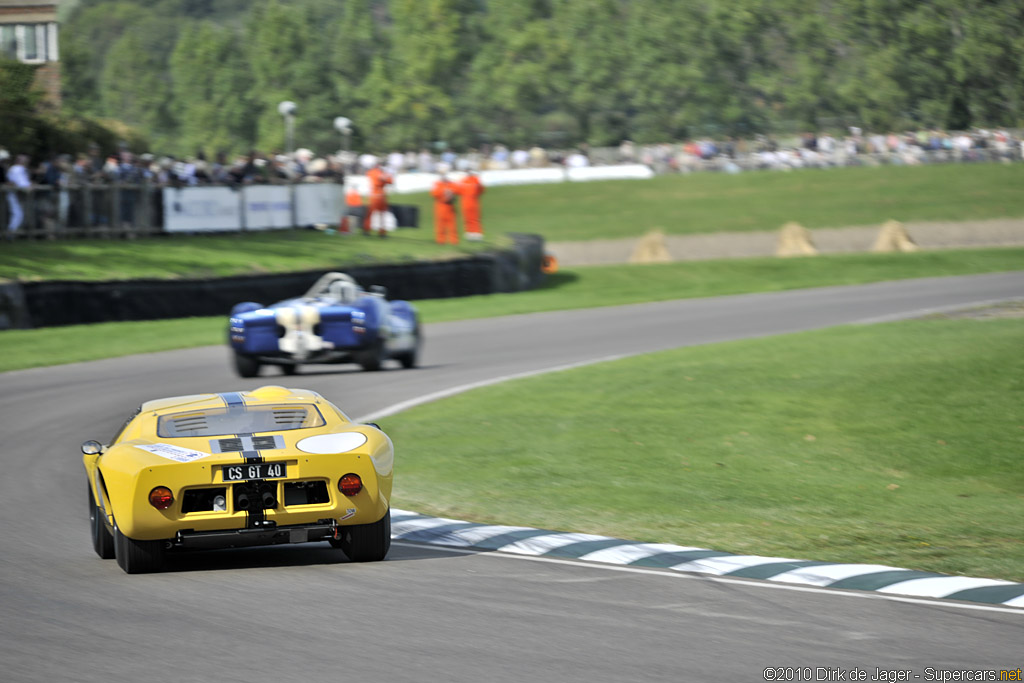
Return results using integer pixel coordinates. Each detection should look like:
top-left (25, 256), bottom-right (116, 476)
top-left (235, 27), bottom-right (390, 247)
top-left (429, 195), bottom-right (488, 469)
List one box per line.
top-left (389, 204), bottom-right (419, 228)
top-left (9, 233), bottom-right (544, 329)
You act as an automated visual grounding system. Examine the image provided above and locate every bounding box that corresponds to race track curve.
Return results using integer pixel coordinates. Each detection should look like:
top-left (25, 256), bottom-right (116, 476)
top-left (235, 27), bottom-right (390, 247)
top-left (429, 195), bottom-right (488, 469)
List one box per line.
top-left (1, 272), bottom-right (1022, 682)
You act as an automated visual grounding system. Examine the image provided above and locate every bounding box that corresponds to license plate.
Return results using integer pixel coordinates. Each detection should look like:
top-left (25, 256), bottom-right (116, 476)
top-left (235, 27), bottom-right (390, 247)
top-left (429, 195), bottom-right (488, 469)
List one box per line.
top-left (222, 462), bottom-right (287, 481)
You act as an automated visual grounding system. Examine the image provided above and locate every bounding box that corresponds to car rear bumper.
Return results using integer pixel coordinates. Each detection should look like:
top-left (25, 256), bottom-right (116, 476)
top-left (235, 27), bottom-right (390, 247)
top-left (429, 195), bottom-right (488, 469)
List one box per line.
top-left (174, 520), bottom-right (337, 550)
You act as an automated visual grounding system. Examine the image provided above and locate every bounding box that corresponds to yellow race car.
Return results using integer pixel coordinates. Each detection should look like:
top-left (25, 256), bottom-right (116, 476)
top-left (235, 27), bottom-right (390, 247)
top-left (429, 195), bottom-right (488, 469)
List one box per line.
top-left (82, 385), bottom-right (393, 574)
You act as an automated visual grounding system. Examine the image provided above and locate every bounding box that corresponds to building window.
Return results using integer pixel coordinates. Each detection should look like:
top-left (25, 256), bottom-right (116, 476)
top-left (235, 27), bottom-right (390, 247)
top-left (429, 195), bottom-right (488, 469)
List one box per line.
top-left (0, 25), bottom-right (15, 59)
top-left (0, 23), bottom-right (56, 63)
top-left (23, 24), bottom-right (39, 60)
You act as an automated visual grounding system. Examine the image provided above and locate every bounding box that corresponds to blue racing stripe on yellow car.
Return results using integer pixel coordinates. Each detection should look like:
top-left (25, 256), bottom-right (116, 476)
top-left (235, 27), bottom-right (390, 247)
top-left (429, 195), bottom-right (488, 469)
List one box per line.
top-left (220, 392), bottom-right (245, 413)
top-left (241, 448), bottom-right (262, 464)
top-left (218, 392), bottom-right (269, 527)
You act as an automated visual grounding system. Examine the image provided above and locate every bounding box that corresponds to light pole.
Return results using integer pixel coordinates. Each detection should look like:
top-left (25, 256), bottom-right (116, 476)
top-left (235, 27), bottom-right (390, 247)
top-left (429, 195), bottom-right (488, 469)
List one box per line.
top-left (333, 116), bottom-right (352, 154)
top-left (278, 100), bottom-right (297, 155)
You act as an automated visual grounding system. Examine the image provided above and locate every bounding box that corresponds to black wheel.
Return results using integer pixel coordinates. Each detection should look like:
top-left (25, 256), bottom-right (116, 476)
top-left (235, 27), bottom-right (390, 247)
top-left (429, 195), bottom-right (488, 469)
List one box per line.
top-left (234, 351), bottom-right (261, 378)
top-left (396, 327), bottom-right (421, 369)
top-left (113, 523), bottom-right (165, 574)
top-left (357, 338), bottom-right (386, 372)
top-left (280, 363), bottom-right (298, 375)
top-left (88, 484), bottom-right (115, 560)
top-left (332, 509), bottom-right (391, 562)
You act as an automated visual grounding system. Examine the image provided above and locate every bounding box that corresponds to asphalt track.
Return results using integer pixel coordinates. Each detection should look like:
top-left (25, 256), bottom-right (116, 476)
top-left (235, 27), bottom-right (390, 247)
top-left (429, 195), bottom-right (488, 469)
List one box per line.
top-left (1, 272), bottom-right (1022, 682)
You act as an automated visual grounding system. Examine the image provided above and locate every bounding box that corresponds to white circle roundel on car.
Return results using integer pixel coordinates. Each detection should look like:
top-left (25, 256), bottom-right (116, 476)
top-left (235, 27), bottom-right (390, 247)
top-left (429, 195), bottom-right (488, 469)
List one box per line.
top-left (296, 432), bottom-right (368, 454)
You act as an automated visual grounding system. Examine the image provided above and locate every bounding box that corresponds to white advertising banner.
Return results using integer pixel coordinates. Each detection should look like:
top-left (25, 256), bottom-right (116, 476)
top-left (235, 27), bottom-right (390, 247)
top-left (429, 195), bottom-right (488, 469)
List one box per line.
top-left (294, 183), bottom-right (345, 226)
top-left (567, 164), bottom-right (655, 181)
top-left (479, 168), bottom-right (567, 187)
top-left (243, 185), bottom-right (293, 230)
top-left (392, 172), bottom-right (436, 195)
top-left (163, 186), bottom-right (242, 233)
top-left (383, 165), bottom-right (652, 195)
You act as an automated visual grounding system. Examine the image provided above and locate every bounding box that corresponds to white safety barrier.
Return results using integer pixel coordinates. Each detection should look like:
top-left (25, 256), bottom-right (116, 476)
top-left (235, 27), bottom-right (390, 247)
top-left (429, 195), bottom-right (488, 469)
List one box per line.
top-left (163, 186), bottom-right (243, 233)
top-left (164, 184), bottom-right (346, 233)
top-left (567, 164), bottom-right (654, 181)
top-left (478, 167), bottom-right (568, 186)
top-left (351, 164), bottom-right (653, 196)
top-left (243, 185), bottom-right (292, 230)
top-left (294, 183), bottom-right (345, 227)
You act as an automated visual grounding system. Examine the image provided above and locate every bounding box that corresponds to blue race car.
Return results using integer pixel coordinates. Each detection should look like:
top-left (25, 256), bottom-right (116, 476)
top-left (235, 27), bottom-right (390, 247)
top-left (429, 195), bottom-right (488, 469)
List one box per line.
top-left (228, 272), bottom-right (421, 377)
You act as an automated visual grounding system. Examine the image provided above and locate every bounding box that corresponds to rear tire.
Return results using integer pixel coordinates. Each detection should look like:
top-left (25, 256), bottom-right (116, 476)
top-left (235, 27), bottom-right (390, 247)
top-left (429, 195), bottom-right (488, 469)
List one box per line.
top-left (114, 524), bottom-right (165, 574)
top-left (88, 485), bottom-right (115, 560)
top-left (357, 338), bottom-right (386, 372)
top-left (396, 327), bottom-right (421, 369)
top-left (333, 509), bottom-right (391, 562)
top-left (234, 351), bottom-right (261, 378)
top-left (280, 363), bottom-right (298, 375)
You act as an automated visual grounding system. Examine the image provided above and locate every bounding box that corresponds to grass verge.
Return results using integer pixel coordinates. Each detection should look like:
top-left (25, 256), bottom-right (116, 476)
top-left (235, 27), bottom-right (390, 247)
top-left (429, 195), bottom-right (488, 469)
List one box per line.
top-left (1, 247), bottom-right (1022, 373)
top-left (478, 163), bottom-right (1024, 241)
top-left (383, 317), bottom-right (1024, 582)
top-left (0, 228), bottom-right (506, 282)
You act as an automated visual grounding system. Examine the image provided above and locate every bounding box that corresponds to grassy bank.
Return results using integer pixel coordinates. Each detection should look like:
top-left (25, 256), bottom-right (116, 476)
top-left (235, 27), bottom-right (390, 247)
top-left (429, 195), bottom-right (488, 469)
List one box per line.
top-left (2, 247), bottom-right (1022, 373)
top-left (478, 163), bottom-right (1024, 241)
top-left (383, 317), bottom-right (1024, 582)
top-left (0, 228), bottom-right (504, 282)
top-left (3, 163), bottom-right (1024, 282)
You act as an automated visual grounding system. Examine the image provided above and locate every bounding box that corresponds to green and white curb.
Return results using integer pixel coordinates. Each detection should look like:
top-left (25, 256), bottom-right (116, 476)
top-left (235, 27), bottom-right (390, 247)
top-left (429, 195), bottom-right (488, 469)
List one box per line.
top-left (391, 509), bottom-right (1024, 608)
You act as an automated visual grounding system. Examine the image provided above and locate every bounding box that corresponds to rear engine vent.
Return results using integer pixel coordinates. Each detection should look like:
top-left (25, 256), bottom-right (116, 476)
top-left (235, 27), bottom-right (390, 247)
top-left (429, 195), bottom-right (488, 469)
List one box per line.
top-left (169, 415), bottom-right (208, 434)
top-left (216, 437), bottom-right (244, 452)
top-left (252, 435), bottom-right (279, 450)
top-left (273, 409), bottom-right (309, 427)
top-left (181, 487), bottom-right (227, 513)
top-left (211, 435), bottom-right (285, 453)
top-left (284, 480), bottom-right (330, 506)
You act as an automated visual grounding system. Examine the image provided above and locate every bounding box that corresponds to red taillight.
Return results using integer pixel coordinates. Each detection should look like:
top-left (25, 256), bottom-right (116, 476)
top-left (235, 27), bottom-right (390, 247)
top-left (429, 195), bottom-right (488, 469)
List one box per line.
top-left (338, 474), bottom-right (362, 496)
top-left (149, 486), bottom-right (174, 510)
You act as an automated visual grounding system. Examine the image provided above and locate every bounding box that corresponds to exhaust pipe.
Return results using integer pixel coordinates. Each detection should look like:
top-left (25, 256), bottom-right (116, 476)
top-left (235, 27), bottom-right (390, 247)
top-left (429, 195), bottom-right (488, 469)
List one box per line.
top-left (236, 494), bottom-right (250, 510)
top-left (261, 491), bottom-right (277, 508)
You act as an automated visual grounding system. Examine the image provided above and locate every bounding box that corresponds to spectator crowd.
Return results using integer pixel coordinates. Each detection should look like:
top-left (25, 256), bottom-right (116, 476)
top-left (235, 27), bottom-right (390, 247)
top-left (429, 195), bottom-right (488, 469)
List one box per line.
top-left (3, 126), bottom-right (1022, 191)
top-left (2, 126), bottom-right (1023, 239)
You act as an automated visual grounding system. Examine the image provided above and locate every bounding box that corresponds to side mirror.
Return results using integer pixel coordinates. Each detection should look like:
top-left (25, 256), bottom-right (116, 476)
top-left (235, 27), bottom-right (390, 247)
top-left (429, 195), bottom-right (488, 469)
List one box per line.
top-left (370, 285), bottom-right (388, 298)
top-left (81, 440), bottom-right (104, 455)
top-left (364, 423), bottom-right (381, 431)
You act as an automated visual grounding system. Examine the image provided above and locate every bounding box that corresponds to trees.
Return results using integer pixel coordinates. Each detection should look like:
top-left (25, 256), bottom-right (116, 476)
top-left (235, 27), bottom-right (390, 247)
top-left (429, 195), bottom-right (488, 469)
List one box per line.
top-left (60, 1), bottom-right (148, 116)
top-left (457, 0), bottom-right (562, 148)
top-left (550, 0), bottom-right (630, 146)
top-left (54, 0), bottom-right (1024, 158)
top-left (170, 22), bottom-right (257, 158)
top-left (356, 0), bottom-right (471, 151)
top-left (99, 18), bottom-right (179, 150)
top-left (0, 58), bottom-right (44, 153)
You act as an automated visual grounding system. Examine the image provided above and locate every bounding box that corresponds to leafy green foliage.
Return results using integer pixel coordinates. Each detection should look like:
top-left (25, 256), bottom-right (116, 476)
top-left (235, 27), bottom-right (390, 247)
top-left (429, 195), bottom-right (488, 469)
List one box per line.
top-left (52, 0), bottom-right (1024, 156)
top-left (0, 59), bottom-right (44, 151)
top-left (0, 57), bottom-right (145, 160)
top-left (170, 21), bottom-right (258, 157)
top-left (98, 18), bottom-right (179, 150)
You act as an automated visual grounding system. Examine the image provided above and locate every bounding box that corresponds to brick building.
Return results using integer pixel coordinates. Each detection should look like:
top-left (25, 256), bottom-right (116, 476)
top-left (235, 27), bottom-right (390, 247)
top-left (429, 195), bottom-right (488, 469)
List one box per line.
top-left (0, 0), bottom-right (60, 107)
